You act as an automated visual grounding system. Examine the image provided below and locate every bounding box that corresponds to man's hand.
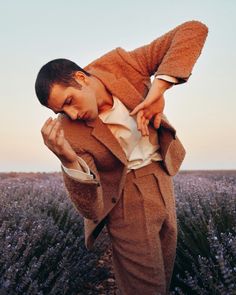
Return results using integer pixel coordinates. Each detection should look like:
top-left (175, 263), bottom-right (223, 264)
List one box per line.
top-left (129, 78), bottom-right (173, 136)
top-left (41, 117), bottom-right (80, 168)
top-left (130, 95), bottom-right (165, 136)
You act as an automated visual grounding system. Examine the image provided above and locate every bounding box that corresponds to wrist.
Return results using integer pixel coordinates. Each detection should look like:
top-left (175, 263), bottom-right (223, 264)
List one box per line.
top-left (145, 78), bottom-right (169, 102)
top-left (155, 78), bottom-right (173, 92)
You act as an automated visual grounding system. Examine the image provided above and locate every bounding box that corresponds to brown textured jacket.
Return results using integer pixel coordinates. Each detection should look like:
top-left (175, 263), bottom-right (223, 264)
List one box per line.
top-left (59, 20), bottom-right (208, 249)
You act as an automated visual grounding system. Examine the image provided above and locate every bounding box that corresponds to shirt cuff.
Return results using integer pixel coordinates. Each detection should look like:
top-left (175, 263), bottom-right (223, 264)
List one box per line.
top-left (61, 156), bottom-right (94, 181)
top-left (155, 74), bottom-right (179, 84)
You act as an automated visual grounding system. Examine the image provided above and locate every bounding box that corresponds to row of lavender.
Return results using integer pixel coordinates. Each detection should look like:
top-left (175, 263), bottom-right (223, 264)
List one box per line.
top-left (171, 171), bottom-right (236, 294)
top-left (0, 171), bottom-right (235, 294)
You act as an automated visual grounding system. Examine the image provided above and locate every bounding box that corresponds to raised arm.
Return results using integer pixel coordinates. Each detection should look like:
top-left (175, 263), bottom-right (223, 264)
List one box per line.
top-left (128, 20), bottom-right (208, 135)
top-left (128, 20), bottom-right (209, 82)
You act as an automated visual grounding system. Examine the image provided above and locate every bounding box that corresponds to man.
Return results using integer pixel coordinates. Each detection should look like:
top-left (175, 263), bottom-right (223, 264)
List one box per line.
top-left (35, 20), bottom-right (208, 295)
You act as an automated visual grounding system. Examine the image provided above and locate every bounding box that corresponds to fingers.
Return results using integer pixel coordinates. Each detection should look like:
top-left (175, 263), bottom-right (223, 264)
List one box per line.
top-left (48, 120), bottom-right (61, 143)
top-left (130, 95), bottom-right (165, 133)
top-left (136, 110), bottom-right (143, 131)
top-left (143, 117), bottom-right (149, 136)
top-left (129, 101), bottom-right (146, 116)
top-left (40, 118), bottom-right (78, 164)
top-left (130, 95), bottom-right (164, 116)
top-left (143, 109), bottom-right (152, 121)
top-left (153, 113), bottom-right (162, 129)
top-left (137, 110), bottom-right (162, 135)
top-left (56, 128), bottom-right (64, 147)
top-left (41, 117), bottom-right (55, 139)
top-left (136, 110), bottom-right (149, 136)
top-left (41, 117), bottom-right (62, 148)
top-left (41, 117), bottom-right (52, 137)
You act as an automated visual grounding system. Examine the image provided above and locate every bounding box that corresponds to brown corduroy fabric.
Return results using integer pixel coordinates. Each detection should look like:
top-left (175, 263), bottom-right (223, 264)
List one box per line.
top-left (59, 20), bottom-right (208, 255)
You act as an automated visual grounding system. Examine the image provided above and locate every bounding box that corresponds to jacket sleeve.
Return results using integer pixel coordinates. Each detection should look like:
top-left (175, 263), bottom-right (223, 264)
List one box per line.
top-left (61, 155), bottom-right (94, 181)
top-left (127, 20), bottom-right (209, 83)
top-left (61, 149), bottom-right (104, 221)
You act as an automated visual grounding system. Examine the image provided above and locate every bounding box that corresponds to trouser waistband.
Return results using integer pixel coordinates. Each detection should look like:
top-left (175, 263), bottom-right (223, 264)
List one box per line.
top-left (130, 161), bottom-right (163, 179)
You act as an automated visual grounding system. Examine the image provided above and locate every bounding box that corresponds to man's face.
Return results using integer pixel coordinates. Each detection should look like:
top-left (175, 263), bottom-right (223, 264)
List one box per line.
top-left (47, 77), bottom-right (98, 121)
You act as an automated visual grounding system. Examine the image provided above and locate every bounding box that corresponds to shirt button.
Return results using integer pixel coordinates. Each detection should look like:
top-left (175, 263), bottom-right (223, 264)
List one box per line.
top-left (93, 219), bottom-right (98, 224)
top-left (111, 197), bottom-right (117, 203)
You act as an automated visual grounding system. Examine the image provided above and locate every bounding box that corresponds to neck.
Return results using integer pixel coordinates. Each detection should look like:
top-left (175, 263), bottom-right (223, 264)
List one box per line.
top-left (92, 76), bottom-right (114, 113)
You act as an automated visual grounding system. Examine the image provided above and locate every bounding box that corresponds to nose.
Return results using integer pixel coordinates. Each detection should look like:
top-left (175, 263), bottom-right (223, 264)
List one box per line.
top-left (64, 106), bottom-right (77, 120)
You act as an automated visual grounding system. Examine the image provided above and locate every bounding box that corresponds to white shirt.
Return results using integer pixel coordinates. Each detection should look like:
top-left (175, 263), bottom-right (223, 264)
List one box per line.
top-left (99, 96), bottom-right (162, 171)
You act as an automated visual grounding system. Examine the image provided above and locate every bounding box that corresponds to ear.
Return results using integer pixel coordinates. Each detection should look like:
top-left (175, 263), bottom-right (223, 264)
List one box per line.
top-left (74, 71), bottom-right (89, 85)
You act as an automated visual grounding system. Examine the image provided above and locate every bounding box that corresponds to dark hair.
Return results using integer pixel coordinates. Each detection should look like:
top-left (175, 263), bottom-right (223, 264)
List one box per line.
top-left (35, 58), bottom-right (91, 107)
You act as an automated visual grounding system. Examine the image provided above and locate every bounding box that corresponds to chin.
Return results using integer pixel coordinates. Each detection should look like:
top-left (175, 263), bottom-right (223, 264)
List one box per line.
top-left (86, 111), bottom-right (97, 121)
top-left (92, 111), bottom-right (99, 120)
top-left (90, 115), bottom-right (98, 121)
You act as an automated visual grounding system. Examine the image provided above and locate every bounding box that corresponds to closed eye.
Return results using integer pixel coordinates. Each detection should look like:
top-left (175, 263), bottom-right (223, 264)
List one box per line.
top-left (65, 97), bottom-right (72, 105)
top-left (53, 97), bottom-right (72, 114)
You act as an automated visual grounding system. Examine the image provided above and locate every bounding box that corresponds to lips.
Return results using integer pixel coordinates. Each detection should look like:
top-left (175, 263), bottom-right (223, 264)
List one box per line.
top-left (78, 112), bottom-right (87, 120)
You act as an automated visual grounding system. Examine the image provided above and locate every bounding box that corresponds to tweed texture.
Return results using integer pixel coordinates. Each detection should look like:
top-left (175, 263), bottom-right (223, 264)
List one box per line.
top-left (59, 20), bottom-right (208, 250)
top-left (107, 161), bottom-right (177, 295)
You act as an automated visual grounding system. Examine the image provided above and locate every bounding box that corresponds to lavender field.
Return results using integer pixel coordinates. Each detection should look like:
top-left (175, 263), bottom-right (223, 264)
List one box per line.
top-left (0, 170), bottom-right (235, 295)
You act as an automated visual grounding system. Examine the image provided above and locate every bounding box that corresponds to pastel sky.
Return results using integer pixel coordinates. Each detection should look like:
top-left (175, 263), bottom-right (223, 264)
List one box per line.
top-left (0, 0), bottom-right (235, 172)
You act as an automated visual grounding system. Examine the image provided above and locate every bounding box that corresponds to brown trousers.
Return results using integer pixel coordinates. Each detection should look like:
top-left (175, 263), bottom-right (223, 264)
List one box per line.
top-left (106, 161), bottom-right (177, 295)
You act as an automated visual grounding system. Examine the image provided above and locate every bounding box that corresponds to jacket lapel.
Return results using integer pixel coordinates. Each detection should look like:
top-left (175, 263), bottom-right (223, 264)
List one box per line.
top-left (86, 118), bottom-right (127, 166)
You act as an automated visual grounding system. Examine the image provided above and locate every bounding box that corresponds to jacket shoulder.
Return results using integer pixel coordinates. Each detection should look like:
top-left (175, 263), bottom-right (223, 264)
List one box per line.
top-left (84, 47), bottom-right (144, 77)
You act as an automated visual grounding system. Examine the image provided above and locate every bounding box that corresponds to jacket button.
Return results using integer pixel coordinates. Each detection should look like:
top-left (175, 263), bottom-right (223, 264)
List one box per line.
top-left (111, 197), bottom-right (117, 203)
